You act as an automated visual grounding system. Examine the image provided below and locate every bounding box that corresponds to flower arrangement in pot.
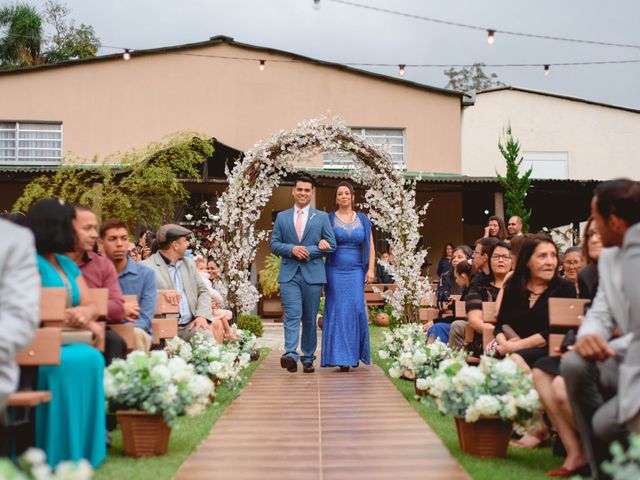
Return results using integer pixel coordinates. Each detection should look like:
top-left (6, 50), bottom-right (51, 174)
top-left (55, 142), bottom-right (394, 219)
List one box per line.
top-left (377, 323), bottom-right (424, 380)
top-left (423, 355), bottom-right (540, 458)
top-left (104, 350), bottom-right (213, 457)
top-left (0, 448), bottom-right (93, 479)
top-left (228, 326), bottom-right (260, 361)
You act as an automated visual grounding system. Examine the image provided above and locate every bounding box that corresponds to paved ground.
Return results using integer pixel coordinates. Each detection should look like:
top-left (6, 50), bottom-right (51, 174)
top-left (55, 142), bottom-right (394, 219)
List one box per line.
top-left (256, 321), bottom-right (322, 351)
top-left (176, 350), bottom-right (470, 480)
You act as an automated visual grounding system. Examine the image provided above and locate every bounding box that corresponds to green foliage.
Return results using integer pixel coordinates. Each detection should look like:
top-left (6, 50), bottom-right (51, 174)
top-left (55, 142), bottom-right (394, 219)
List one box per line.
top-left (0, 0), bottom-right (100, 69)
top-left (237, 314), bottom-right (264, 338)
top-left (318, 296), bottom-right (325, 316)
top-left (444, 63), bottom-right (504, 93)
top-left (258, 254), bottom-right (281, 296)
top-left (13, 133), bottom-right (212, 229)
top-left (497, 125), bottom-right (532, 232)
top-left (0, 3), bottom-right (43, 67)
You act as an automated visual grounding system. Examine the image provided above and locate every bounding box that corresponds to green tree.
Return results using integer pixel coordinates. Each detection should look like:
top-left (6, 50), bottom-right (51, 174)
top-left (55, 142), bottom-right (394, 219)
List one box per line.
top-left (42, 0), bottom-right (99, 62)
top-left (0, 3), bottom-right (44, 67)
top-left (496, 125), bottom-right (532, 232)
top-left (444, 63), bottom-right (504, 93)
top-left (13, 133), bottom-right (213, 228)
top-left (0, 0), bottom-right (99, 69)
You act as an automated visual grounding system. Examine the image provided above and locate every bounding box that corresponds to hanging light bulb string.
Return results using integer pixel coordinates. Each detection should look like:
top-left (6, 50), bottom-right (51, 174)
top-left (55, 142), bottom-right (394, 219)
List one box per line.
top-left (325, 0), bottom-right (640, 50)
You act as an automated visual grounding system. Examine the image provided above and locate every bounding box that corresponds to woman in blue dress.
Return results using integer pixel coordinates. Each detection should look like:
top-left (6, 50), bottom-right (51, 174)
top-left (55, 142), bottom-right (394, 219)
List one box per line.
top-left (321, 182), bottom-right (375, 371)
top-left (25, 199), bottom-right (107, 469)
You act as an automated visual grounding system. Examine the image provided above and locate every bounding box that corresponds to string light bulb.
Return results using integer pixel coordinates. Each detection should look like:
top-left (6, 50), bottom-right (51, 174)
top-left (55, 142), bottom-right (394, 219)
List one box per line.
top-left (313, 0), bottom-right (321, 10)
top-left (122, 49), bottom-right (131, 61)
top-left (398, 64), bottom-right (405, 76)
top-left (544, 64), bottom-right (550, 76)
top-left (487, 30), bottom-right (495, 45)
top-left (259, 59), bottom-right (265, 71)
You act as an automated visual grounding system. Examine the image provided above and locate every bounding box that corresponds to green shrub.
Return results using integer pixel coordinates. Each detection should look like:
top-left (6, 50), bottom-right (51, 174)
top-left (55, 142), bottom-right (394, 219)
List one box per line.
top-left (237, 314), bottom-right (264, 338)
top-left (258, 254), bottom-right (281, 296)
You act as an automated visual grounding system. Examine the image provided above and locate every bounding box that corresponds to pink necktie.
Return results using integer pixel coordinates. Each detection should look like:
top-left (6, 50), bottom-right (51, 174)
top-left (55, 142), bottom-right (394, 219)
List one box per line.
top-left (295, 209), bottom-right (304, 241)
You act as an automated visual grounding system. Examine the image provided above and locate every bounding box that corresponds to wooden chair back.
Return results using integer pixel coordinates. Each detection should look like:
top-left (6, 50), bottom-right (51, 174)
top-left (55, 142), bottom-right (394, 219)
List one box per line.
top-left (16, 328), bottom-right (62, 366)
top-left (110, 324), bottom-right (135, 350)
top-left (419, 308), bottom-right (439, 323)
top-left (39, 288), bottom-right (67, 324)
top-left (89, 288), bottom-right (109, 318)
top-left (155, 290), bottom-right (180, 316)
top-left (449, 294), bottom-right (462, 303)
top-left (482, 302), bottom-right (497, 324)
top-left (123, 294), bottom-right (138, 304)
top-left (152, 318), bottom-right (179, 344)
top-left (548, 297), bottom-right (590, 356)
top-left (454, 301), bottom-right (466, 319)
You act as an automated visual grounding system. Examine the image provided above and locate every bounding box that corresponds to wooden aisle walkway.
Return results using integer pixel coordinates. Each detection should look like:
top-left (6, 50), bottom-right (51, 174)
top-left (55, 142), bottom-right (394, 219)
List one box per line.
top-left (176, 351), bottom-right (470, 480)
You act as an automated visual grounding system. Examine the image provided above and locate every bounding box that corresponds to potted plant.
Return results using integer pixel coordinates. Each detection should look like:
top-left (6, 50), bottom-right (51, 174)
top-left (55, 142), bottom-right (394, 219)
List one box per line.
top-left (258, 254), bottom-right (284, 319)
top-left (104, 350), bottom-right (213, 457)
top-left (423, 355), bottom-right (540, 458)
top-left (0, 448), bottom-right (93, 479)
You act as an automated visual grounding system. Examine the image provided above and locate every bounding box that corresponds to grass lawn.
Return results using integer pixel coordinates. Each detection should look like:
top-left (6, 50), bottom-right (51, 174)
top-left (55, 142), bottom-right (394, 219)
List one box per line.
top-left (369, 325), bottom-right (562, 480)
top-left (94, 348), bottom-right (270, 480)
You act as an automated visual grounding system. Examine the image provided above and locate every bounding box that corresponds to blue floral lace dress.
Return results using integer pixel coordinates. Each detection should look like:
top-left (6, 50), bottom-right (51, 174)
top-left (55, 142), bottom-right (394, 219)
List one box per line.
top-left (321, 214), bottom-right (371, 367)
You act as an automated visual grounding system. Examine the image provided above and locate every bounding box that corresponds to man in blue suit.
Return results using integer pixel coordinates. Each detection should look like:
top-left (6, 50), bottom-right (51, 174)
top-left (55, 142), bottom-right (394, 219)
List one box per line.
top-left (270, 175), bottom-right (336, 373)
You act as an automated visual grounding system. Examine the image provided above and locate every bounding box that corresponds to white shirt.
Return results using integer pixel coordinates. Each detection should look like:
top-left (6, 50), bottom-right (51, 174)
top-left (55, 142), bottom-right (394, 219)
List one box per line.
top-left (293, 205), bottom-right (310, 238)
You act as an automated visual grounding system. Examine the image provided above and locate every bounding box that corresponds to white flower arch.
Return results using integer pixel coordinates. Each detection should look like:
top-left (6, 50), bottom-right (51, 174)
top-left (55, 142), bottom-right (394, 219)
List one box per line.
top-left (209, 117), bottom-right (432, 323)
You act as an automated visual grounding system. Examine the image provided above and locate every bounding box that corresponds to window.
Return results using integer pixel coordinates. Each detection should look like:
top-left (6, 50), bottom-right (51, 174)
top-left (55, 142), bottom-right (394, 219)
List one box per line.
top-left (0, 122), bottom-right (63, 165)
top-left (521, 152), bottom-right (568, 180)
top-left (323, 128), bottom-right (405, 170)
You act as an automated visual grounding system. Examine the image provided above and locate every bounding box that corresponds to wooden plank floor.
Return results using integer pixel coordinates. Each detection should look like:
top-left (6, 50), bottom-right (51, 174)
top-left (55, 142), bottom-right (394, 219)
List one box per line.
top-left (176, 351), bottom-right (470, 480)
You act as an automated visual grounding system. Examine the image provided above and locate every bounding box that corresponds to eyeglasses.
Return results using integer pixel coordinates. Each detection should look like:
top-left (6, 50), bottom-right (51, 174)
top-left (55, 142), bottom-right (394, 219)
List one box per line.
top-left (492, 254), bottom-right (512, 261)
top-left (563, 260), bottom-right (581, 267)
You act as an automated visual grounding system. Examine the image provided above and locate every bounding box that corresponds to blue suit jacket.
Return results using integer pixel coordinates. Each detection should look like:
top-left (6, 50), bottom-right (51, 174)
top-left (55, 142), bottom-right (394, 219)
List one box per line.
top-left (270, 207), bottom-right (336, 284)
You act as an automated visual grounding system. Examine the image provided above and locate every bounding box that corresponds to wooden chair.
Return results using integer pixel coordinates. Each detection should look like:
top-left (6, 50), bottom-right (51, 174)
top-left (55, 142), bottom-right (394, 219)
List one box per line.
top-left (419, 307), bottom-right (439, 323)
top-left (8, 328), bottom-right (62, 408)
top-left (481, 302), bottom-right (497, 348)
top-left (548, 298), bottom-right (591, 356)
top-left (151, 290), bottom-right (179, 346)
top-left (454, 300), bottom-right (466, 319)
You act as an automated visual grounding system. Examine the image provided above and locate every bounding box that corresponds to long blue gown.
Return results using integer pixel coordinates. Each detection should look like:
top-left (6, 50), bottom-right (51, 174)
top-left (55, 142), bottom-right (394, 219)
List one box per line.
top-left (321, 213), bottom-right (371, 367)
top-left (36, 254), bottom-right (106, 469)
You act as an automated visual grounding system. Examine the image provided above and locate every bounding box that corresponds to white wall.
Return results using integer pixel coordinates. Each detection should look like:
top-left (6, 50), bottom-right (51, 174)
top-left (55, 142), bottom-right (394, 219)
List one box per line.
top-left (462, 89), bottom-right (640, 181)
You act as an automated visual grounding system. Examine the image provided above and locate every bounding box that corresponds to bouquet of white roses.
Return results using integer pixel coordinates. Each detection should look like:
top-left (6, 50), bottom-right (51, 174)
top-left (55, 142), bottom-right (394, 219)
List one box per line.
top-left (104, 350), bottom-right (213, 427)
top-left (0, 448), bottom-right (93, 480)
top-left (423, 355), bottom-right (540, 427)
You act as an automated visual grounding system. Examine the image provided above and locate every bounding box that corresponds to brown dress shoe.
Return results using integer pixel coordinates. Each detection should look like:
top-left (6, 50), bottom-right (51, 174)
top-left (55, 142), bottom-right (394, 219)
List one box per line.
top-left (280, 355), bottom-right (297, 372)
top-left (303, 364), bottom-right (315, 373)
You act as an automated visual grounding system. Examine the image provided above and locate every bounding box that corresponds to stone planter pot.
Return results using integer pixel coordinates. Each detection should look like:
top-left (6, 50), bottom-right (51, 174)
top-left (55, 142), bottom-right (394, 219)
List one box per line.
top-left (117, 411), bottom-right (171, 457)
top-left (454, 415), bottom-right (512, 458)
top-left (373, 312), bottom-right (389, 326)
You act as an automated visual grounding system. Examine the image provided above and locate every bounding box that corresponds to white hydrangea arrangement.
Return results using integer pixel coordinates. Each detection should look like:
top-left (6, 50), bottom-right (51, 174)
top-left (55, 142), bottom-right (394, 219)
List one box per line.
top-left (602, 433), bottom-right (640, 480)
top-left (165, 333), bottom-right (249, 388)
top-left (226, 326), bottom-right (259, 360)
top-left (0, 448), bottom-right (92, 480)
top-left (404, 340), bottom-right (468, 382)
top-left (423, 355), bottom-right (540, 427)
top-left (207, 116), bottom-right (432, 322)
top-left (377, 323), bottom-right (425, 379)
top-left (104, 350), bottom-right (213, 427)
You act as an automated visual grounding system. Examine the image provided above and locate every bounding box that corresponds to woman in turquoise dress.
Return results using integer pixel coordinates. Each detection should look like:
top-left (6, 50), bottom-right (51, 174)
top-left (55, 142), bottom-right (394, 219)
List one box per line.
top-left (25, 199), bottom-right (106, 469)
top-left (321, 182), bottom-right (375, 371)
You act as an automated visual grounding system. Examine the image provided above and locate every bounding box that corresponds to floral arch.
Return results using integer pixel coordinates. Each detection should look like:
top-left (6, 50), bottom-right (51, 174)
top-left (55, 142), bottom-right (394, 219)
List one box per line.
top-left (209, 117), bottom-right (432, 323)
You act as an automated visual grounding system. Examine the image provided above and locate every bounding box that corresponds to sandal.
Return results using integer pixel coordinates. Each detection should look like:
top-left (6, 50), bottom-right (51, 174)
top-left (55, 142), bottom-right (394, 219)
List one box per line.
top-left (510, 430), bottom-right (549, 449)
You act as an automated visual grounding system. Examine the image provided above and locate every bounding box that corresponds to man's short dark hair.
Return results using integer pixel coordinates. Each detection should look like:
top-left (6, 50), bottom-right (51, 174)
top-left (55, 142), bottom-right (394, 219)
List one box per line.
top-left (594, 179), bottom-right (640, 226)
top-left (475, 236), bottom-right (500, 256)
top-left (99, 218), bottom-right (129, 238)
top-left (25, 198), bottom-right (76, 254)
top-left (295, 174), bottom-right (316, 188)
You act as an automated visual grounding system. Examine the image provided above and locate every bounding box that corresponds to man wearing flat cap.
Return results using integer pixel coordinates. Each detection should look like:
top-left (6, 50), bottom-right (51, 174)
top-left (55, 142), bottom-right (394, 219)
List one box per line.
top-left (142, 223), bottom-right (214, 341)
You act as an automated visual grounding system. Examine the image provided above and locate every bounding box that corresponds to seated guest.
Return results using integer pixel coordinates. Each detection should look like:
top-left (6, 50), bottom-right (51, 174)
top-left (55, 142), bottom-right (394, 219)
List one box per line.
top-left (436, 245), bottom-right (472, 306)
top-left (25, 199), bottom-right (106, 468)
top-left (436, 243), bottom-right (455, 278)
top-left (562, 246), bottom-right (585, 293)
top-left (0, 217), bottom-right (39, 419)
top-left (207, 258), bottom-right (227, 302)
top-left (578, 217), bottom-right (602, 301)
top-left (375, 251), bottom-right (394, 284)
top-left (67, 204), bottom-right (127, 365)
top-left (195, 256), bottom-right (237, 342)
top-left (495, 235), bottom-right (576, 370)
top-left (99, 218), bottom-right (156, 353)
top-left (448, 237), bottom-right (500, 350)
top-left (484, 215), bottom-right (507, 241)
top-left (426, 260), bottom-right (473, 344)
top-left (142, 224), bottom-right (214, 342)
top-left (561, 179), bottom-right (640, 478)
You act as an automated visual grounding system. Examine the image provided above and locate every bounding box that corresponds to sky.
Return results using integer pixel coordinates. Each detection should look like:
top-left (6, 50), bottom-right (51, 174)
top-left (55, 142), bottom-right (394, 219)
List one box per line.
top-left (29, 0), bottom-right (640, 109)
